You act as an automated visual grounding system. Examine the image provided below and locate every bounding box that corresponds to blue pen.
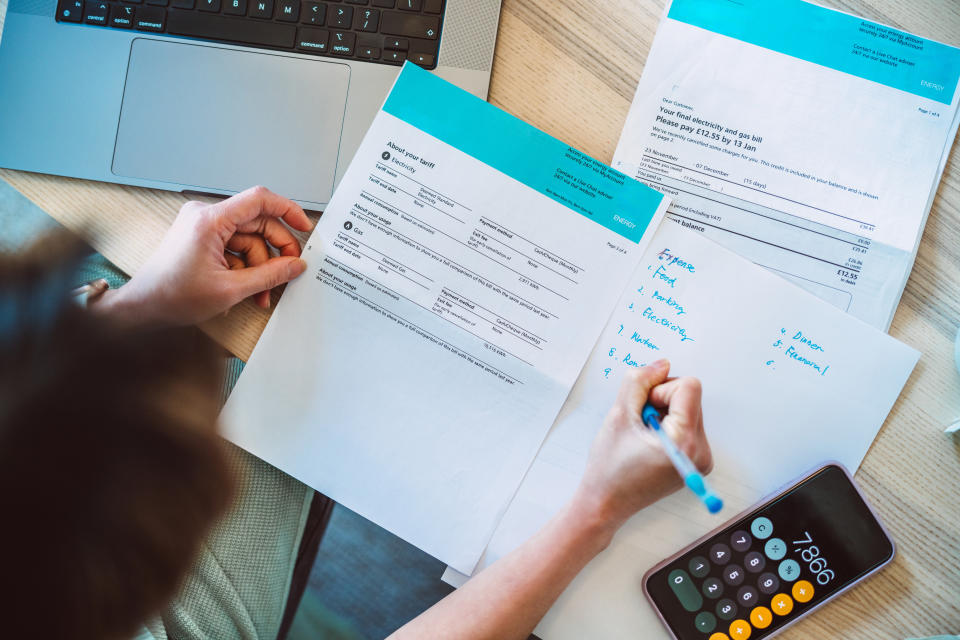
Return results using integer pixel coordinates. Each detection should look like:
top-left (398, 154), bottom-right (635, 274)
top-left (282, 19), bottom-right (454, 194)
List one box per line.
top-left (641, 404), bottom-right (723, 514)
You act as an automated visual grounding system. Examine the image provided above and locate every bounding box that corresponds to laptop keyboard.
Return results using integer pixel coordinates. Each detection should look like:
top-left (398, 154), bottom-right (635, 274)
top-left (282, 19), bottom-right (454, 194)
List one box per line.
top-left (55, 0), bottom-right (445, 69)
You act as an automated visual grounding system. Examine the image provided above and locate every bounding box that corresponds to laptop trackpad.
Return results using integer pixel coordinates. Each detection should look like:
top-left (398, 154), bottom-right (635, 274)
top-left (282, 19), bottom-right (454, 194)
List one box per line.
top-left (113, 38), bottom-right (349, 204)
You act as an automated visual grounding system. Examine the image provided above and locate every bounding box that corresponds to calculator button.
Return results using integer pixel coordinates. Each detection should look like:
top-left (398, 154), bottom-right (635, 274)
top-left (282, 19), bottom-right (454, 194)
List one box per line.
top-left (716, 598), bottom-right (737, 620)
top-left (702, 577), bottom-right (724, 599)
top-left (744, 551), bottom-right (765, 573)
top-left (771, 593), bottom-right (794, 615)
top-left (689, 555), bottom-right (711, 578)
top-left (792, 579), bottom-right (814, 603)
top-left (709, 634), bottom-right (730, 640)
top-left (778, 559), bottom-right (801, 582)
top-left (730, 530), bottom-right (752, 552)
top-left (728, 619), bottom-right (752, 640)
top-left (695, 611), bottom-right (717, 633)
top-left (723, 564), bottom-right (745, 586)
top-left (757, 572), bottom-right (779, 594)
top-left (750, 517), bottom-right (773, 540)
top-left (749, 606), bottom-right (772, 629)
top-left (668, 569), bottom-right (703, 612)
top-left (764, 538), bottom-right (786, 560)
top-left (737, 585), bottom-right (759, 607)
top-left (710, 543), bottom-right (732, 565)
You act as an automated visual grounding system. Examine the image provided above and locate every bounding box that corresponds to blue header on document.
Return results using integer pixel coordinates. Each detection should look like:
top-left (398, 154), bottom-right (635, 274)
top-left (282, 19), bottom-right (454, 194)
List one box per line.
top-left (668, 0), bottom-right (960, 105)
top-left (382, 64), bottom-right (665, 244)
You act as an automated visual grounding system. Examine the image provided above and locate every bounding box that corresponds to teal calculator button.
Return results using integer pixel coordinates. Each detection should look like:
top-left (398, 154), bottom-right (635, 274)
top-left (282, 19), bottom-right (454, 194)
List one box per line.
top-left (764, 537), bottom-right (786, 560)
top-left (778, 559), bottom-right (801, 582)
top-left (751, 516), bottom-right (773, 539)
top-left (695, 611), bottom-right (717, 633)
top-left (668, 569), bottom-right (703, 612)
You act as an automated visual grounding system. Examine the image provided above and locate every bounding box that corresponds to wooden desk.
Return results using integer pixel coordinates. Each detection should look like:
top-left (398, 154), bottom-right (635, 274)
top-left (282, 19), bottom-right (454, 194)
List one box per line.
top-left (2, 0), bottom-right (959, 636)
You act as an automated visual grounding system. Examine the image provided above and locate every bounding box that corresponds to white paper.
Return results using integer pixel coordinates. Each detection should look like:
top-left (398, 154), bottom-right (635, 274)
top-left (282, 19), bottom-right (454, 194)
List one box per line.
top-left (613, 0), bottom-right (960, 330)
top-left (220, 65), bottom-right (668, 574)
top-left (444, 219), bottom-right (919, 638)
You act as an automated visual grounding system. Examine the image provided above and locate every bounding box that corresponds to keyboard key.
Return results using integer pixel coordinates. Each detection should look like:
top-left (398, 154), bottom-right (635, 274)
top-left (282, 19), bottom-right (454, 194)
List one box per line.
top-left (301, 1), bottom-right (324, 24)
top-left (371, 0), bottom-right (393, 6)
top-left (167, 10), bottom-right (296, 46)
top-left (170, 0), bottom-right (194, 8)
top-left (381, 12), bottom-right (438, 39)
top-left (223, 0), bottom-right (246, 15)
top-left (422, 0), bottom-right (440, 13)
top-left (84, 0), bottom-right (110, 24)
top-left (330, 30), bottom-right (355, 54)
top-left (764, 538), bottom-right (786, 561)
top-left (344, 0), bottom-right (367, 3)
top-left (384, 36), bottom-right (407, 49)
top-left (397, 0), bottom-right (419, 10)
top-left (198, 0), bottom-right (220, 12)
top-left (383, 49), bottom-right (405, 63)
top-left (124, 0), bottom-right (143, 6)
top-left (110, 4), bottom-right (135, 27)
top-left (409, 52), bottom-right (433, 67)
top-left (296, 27), bottom-right (329, 52)
top-left (357, 45), bottom-right (379, 59)
top-left (145, 0), bottom-right (169, 6)
top-left (135, 5), bottom-right (165, 29)
top-left (356, 7), bottom-right (378, 31)
top-left (57, 0), bottom-right (83, 22)
top-left (249, 0), bottom-right (272, 17)
top-left (276, 0), bottom-right (298, 20)
top-left (330, 4), bottom-right (351, 27)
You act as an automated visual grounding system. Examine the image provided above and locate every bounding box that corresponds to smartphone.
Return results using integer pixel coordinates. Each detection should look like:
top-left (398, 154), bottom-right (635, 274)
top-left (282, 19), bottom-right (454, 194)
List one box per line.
top-left (643, 464), bottom-right (894, 640)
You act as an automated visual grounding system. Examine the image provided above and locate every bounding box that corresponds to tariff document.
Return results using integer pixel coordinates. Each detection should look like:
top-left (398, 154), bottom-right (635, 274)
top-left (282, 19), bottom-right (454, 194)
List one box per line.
top-left (221, 64), bottom-right (669, 574)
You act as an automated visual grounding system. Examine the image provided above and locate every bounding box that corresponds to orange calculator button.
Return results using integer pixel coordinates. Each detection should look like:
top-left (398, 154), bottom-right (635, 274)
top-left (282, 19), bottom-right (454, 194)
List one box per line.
top-left (729, 619), bottom-right (752, 640)
top-left (709, 634), bottom-right (730, 640)
top-left (792, 580), bottom-right (814, 603)
top-left (771, 593), bottom-right (794, 615)
top-left (750, 606), bottom-right (772, 629)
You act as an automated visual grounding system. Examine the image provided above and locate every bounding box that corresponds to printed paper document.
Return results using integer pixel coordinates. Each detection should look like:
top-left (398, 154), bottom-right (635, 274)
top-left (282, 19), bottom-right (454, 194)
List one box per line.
top-left (220, 64), bottom-right (669, 574)
top-left (614, 0), bottom-right (960, 329)
top-left (444, 220), bottom-right (919, 638)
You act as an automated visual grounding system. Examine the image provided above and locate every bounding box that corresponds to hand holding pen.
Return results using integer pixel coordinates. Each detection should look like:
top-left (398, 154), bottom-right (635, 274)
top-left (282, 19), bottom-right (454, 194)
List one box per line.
top-left (574, 359), bottom-right (717, 533)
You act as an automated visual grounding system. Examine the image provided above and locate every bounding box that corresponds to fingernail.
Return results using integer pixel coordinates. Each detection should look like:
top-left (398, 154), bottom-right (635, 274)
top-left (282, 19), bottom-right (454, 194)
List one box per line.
top-left (648, 358), bottom-right (670, 371)
top-left (288, 258), bottom-right (307, 278)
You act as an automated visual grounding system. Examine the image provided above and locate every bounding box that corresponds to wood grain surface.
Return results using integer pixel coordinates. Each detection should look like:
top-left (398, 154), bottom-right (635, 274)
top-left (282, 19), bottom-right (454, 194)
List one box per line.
top-left (2, 0), bottom-right (959, 636)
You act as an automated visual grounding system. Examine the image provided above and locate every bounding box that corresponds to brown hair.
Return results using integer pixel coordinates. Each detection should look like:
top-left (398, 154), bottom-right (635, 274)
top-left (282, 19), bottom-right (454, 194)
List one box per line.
top-left (0, 235), bottom-right (235, 639)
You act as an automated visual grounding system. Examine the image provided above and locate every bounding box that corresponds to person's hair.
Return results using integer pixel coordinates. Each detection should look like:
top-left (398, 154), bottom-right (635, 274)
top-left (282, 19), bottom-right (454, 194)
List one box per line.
top-left (0, 234), bottom-right (235, 640)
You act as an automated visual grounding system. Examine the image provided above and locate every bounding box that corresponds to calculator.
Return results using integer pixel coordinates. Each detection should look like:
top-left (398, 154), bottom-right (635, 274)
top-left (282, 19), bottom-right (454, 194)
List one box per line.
top-left (643, 464), bottom-right (894, 640)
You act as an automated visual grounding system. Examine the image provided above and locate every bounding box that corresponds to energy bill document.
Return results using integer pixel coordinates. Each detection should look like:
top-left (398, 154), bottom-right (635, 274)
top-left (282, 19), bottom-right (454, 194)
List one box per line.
top-left (221, 63), bottom-right (669, 574)
top-left (614, 0), bottom-right (960, 330)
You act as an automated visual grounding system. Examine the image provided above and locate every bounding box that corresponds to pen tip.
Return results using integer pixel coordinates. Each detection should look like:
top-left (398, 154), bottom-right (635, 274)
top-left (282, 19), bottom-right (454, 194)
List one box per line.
top-left (706, 496), bottom-right (723, 513)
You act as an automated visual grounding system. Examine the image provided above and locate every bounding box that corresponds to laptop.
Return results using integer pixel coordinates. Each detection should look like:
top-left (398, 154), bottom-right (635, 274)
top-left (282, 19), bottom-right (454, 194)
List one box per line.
top-left (0, 0), bottom-right (501, 209)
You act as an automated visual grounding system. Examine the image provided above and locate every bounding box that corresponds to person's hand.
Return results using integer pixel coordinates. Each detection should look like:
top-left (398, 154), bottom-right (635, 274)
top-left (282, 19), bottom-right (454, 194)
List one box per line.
top-left (95, 186), bottom-right (313, 326)
top-left (573, 359), bottom-right (712, 534)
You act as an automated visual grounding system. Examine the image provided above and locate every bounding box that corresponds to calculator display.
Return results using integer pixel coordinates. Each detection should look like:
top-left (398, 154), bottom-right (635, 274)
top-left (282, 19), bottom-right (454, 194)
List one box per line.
top-left (645, 465), bottom-right (893, 640)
